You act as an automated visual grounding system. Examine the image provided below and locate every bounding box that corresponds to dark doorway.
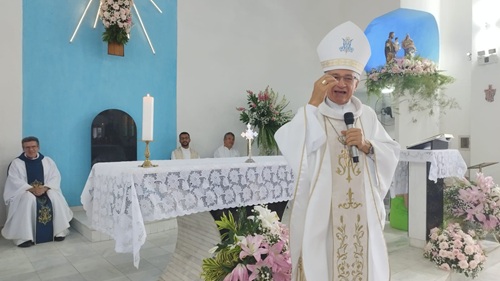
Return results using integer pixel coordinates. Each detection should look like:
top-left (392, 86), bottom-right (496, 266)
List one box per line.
top-left (91, 109), bottom-right (137, 167)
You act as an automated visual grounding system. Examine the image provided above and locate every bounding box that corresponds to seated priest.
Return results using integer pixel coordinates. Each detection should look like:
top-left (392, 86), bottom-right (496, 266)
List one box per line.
top-left (171, 131), bottom-right (200, 159)
top-left (213, 132), bottom-right (240, 158)
top-left (2, 136), bottom-right (73, 247)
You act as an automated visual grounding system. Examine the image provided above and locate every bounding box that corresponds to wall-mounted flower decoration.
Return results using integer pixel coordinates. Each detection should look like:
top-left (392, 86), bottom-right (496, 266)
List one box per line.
top-left (366, 56), bottom-right (458, 115)
top-left (100, 0), bottom-right (133, 45)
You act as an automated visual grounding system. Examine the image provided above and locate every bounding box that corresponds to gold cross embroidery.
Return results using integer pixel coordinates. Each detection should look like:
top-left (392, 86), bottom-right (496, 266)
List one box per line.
top-left (338, 188), bottom-right (362, 209)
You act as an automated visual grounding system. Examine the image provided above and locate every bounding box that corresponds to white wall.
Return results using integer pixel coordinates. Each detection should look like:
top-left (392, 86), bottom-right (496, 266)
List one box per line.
top-left (177, 0), bottom-right (399, 157)
top-left (470, 0), bottom-right (500, 179)
top-left (0, 1), bottom-right (22, 226)
top-left (177, 0), bottom-right (333, 156)
top-left (437, 0), bottom-right (472, 168)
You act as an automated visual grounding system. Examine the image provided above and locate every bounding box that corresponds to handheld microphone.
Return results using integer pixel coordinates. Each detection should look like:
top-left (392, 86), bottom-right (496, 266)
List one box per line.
top-left (343, 112), bottom-right (359, 163)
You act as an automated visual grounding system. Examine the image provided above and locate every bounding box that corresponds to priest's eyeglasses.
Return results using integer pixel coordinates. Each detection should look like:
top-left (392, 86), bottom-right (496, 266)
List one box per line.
top-left (331, 75), bottom-right (358, 84)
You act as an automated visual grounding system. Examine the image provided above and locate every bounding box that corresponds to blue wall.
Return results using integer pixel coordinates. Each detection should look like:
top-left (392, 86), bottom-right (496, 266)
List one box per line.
top-left (23, 0), bottom-right (177, 206)
top-left (364, 8), bottom-right (439, 72)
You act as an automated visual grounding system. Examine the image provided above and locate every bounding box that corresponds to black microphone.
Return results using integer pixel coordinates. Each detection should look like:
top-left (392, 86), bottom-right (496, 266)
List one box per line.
top-left (343, 112), bottom-right (359, 163)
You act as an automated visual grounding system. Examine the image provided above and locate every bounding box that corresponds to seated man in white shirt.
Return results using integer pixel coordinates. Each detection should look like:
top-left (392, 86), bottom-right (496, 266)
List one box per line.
top-left (213, 132), bottom-right (240, 158)
top-left (171, 132), bottom-right (200, 159)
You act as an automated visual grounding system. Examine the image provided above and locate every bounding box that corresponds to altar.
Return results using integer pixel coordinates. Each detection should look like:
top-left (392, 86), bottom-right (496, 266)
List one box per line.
top-left (80, 156), bottom-right (294, 267)
top-left (81, 149), bottom-right (467, 267)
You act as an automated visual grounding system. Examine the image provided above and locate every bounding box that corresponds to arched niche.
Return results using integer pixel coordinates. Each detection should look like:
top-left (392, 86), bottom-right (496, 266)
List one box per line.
top-left (364, 8), bottom-right (439, 72)
top-left (91, 109), bottom-right (137, 167)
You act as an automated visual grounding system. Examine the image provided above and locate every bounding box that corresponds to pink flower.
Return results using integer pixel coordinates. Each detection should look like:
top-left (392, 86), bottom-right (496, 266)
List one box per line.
top-left (453, 239), bottom-right (463, 248)
top-left (224, 264), bottom-right (249, 281)
top-left (469, 260), bottom-right (478, 269)
top-left (439, 263), bottom-right (450, 271)
top-left (246, 260), bottom-right (268, 281)
top-left (439, 241), bottom-right (449, 249)
top-left (264, 240), bottom-right (291, 272)
top-left (438, 249), bottom-right (448, 258)
top-left (239, 235), bottom-right (268, 262)
top-left (464, 245), bottom-right (475, 255)
top-left (456, 253), bottom-right (466, 261)
top-left (458, 260), bottom-right (469, 269)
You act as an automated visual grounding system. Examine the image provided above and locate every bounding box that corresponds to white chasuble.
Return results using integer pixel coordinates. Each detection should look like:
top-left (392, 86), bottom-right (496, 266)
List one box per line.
top-left (325, 116), bottom-right (368, 281)
top-left (275, 97), bottom-right (400, 281)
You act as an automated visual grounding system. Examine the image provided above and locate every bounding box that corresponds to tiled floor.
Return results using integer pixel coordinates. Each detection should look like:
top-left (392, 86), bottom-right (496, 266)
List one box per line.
top-left (1, 211), bottom-right (500, 281)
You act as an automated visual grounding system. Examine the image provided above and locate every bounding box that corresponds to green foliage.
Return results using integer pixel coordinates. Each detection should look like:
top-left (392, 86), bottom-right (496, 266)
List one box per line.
top-left (365, 56), bottom-right (458, 115)
top-left (201, 247), bottom-right (241, 281)
top-left (102, 24), bottom-right (130, 45)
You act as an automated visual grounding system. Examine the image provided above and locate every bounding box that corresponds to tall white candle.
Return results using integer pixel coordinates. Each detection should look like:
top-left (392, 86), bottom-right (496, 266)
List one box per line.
top-left (142, 94), bottom-right (154, 141)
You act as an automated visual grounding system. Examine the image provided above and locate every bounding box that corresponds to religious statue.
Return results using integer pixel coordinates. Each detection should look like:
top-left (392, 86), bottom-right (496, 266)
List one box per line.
top-left (402, 33), bottom-right (416, 57)
top-left (384, 31), bottom-right (397, 63)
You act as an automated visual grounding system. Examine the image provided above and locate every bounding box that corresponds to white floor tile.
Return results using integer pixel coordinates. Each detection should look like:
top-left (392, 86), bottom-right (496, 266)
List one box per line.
top-left (1, 211), bottom-right (500, 281)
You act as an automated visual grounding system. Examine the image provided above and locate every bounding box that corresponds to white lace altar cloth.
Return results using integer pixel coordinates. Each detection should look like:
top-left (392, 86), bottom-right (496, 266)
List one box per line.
top-left (81, 156), bottom-right (294, 267)
top-left (390, 149), bottom-right (467, 197)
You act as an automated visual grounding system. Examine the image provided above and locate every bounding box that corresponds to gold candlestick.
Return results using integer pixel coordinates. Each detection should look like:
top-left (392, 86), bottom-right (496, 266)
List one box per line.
top-left (140, 140), bottom-right (158, 168)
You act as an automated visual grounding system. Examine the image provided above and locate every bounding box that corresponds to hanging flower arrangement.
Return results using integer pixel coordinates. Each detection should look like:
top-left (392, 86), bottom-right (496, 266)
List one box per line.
top-left (99, 0), bottom-right (133, 45)
top-left (365, 56), bottom-right (458, 115)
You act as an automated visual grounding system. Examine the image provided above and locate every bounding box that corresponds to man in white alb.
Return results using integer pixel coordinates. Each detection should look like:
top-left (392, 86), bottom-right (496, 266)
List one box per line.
top-left (275, 21), bottom-right (400, 281)
top-left (2, 136), bottom-right (73, 247)
top-left (171, 132), bottom-right (200, 160)
top-left (214, 132), bottom-right (240, 158)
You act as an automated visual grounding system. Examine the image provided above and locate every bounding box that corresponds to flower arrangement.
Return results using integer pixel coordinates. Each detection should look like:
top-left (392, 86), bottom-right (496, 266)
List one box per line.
top-left (99, 0), bottom-right (133, 45)
top-left (423, 223), bottom-right (486, 279)
top-left (444, 173), bottom-right (500, 238)
top-left (236, 87), bottom-right (293, 155)
top-left (365, 56), bottom-right (458, 115)
top-left (201, 205), bottom-right (292, 281)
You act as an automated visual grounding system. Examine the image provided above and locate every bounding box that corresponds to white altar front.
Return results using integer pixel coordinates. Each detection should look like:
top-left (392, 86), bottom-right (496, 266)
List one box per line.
top-left (80, 156), bottom-right (294, 267)
top-left (81, 150), bottom-right (467, 267)
top-left (390, 149), bottom-right (468, 247)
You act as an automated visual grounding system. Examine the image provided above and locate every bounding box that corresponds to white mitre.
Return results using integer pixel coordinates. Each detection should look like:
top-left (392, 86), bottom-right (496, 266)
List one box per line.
top-left (317, 21), bottom-right (371, 75)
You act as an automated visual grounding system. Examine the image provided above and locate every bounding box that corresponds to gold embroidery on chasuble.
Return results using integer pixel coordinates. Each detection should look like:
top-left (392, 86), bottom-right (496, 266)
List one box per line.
top-left (37, 196), bottom-right (52, 225)
top-left (325, 117), bottom-right (368, 281)
top-left (31, 180), bottom-right (53, 225)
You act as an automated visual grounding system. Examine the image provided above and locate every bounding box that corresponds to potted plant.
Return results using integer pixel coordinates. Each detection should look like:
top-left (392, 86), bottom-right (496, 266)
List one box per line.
top-left (237, 87), bottom-right (293, 155)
